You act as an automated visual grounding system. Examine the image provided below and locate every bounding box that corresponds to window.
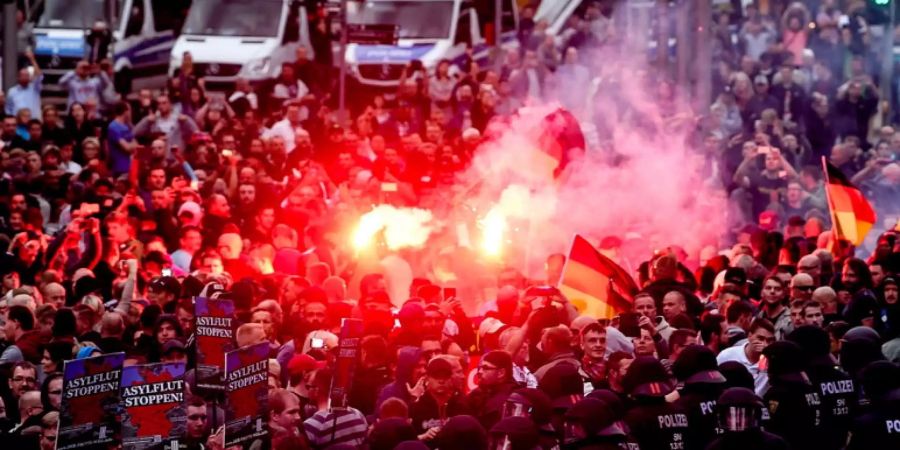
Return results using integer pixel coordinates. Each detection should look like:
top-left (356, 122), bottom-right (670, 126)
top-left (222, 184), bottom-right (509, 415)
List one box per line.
top-left (455, 10), bottom-right (471, 46)
top-left (151, 0), bottom-right (187, 32)
top-left (124, 4), bottom-right (144, 37)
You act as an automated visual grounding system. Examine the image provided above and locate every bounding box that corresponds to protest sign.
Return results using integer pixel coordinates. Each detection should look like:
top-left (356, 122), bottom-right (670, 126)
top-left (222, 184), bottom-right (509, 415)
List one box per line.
top-left (121, 362), bottom-right (187, 450)
top-left (58, 352), bottom-right (126, 450)
top-left (329, 318), bottom-right (364, 409)
top-left (224, 342), bottom-right (269, 449)
top-left (194, 297), bottom-right (235, 392)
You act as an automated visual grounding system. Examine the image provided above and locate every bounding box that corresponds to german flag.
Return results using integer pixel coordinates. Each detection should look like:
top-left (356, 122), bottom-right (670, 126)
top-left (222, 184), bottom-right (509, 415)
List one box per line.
top-left (558, 235), bottom-right (638, 319)
top-left (822, 157), bottom-right (876, 246)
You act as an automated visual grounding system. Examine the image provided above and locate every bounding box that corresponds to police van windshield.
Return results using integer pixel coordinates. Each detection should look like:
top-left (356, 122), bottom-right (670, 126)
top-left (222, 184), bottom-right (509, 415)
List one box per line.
top-left (183, 0), bottom-right (282, 37)
top-left (347, 1), bottom-right (455, 40)
top-left (36, 0), bottom-right (112, 29)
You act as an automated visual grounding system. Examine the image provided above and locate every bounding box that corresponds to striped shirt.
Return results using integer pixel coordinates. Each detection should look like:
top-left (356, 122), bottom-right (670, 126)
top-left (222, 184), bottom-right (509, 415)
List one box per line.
top-left (303, 407), bottom-right (368, 450)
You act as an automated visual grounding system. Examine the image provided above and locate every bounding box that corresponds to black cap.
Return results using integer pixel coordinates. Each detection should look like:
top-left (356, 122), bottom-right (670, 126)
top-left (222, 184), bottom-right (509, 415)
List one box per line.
top-left (718, 387), bottom-right (764, 409)
top-left (673, 345), bottom-right (726, 385)
top-left (149, 276), bottom-right (181, 296)
top-left (762, 341), bottom-right (808, 383)
top-left (426, 357), bottom-right (454, 379)
top-left (622, 356), bottom-right (673, 397)
top-left (724, 267), bottom-right (747, 285)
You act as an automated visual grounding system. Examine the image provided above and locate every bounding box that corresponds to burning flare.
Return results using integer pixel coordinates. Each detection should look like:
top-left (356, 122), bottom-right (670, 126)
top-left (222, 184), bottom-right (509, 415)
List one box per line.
top-left (352, 205), bottom-right (435, 251)
top-left (481, 208), bottom-right (507, 257)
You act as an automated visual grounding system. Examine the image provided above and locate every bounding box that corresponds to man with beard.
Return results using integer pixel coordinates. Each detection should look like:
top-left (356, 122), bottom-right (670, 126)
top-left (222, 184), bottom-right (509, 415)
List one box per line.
top-left (467, 350), bottom-right (519, 430)
top-left (842, 258), bottom-right (879, 327)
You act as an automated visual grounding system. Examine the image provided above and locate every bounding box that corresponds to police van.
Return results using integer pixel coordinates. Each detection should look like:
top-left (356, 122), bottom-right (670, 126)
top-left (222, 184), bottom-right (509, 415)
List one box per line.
top-left (343, 0), bottom-right (519, 89)
top-left (29, 0), bottom-right (187, 99)
top-left (168, 0), bottom-right (312, 91)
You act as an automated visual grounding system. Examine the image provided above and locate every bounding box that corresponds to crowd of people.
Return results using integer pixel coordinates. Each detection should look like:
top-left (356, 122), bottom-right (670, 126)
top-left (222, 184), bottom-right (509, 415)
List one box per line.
top-left (1, 0), bottom-right (900, 449)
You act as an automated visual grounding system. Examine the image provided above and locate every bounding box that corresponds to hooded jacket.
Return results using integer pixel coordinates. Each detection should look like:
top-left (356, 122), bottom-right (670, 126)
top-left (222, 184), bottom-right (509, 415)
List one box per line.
top-left (375, 347), bottom-right (422, 412)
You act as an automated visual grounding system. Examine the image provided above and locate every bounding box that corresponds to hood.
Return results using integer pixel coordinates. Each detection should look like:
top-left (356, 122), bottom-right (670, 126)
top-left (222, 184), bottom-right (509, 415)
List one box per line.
top-left (395, 346), bottom-right (422, 385)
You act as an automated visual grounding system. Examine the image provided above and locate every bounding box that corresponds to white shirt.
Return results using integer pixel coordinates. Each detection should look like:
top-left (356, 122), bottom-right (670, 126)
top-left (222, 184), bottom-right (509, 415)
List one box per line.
top-left (716, 342), bottom-right (769, 395)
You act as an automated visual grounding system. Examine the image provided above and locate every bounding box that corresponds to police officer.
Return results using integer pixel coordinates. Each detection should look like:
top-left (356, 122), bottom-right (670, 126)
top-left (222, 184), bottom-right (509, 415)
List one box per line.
top-left (787, 326), bottom-right (858, 450)
top-left (846, 361), bottom-right (900, 449)
top-left (671, 345), bottom-right (727, 450)
top-left (502, 388), bottom-right (557, 450)
top-left (706, 387), bottom-right (789, 450)
top-left (761, 341), bottom-right (825, 450)
top-left (563, 397), bottom-right (639, 450)
top-left (490, 416), bottom-right (542, 450)
top-left (622, 357), bottom-right (690, 450)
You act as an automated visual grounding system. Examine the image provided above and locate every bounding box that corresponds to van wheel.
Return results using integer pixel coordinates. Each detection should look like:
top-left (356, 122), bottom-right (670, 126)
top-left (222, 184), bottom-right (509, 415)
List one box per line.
top-left (115, 69), bottom-right (133, 96)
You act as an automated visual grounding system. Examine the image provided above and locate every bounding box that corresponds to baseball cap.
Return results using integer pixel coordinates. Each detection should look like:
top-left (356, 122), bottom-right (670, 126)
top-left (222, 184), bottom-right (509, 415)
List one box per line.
top-left (426, 357), bottom-right (454, 379)
top-left (149, 276), bottom-right (181, 296)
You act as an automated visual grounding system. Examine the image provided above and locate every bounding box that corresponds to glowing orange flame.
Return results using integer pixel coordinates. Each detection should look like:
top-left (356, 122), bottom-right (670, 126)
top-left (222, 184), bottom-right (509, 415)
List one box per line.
top-left (352, 205), bottom-right (435, 251)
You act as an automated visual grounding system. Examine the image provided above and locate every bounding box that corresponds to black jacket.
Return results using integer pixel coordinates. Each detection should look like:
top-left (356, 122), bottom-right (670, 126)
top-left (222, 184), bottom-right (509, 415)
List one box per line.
top-left (807, 362), bottom-right (858, 450)
top-left (763, 378), bottom-right (825, 450)
top-left (624, 398), bottom-right (690, 450)
top-left (409, 391), bottom-right (470, 435)
top-left (675, 383), bottom-right (725, 450)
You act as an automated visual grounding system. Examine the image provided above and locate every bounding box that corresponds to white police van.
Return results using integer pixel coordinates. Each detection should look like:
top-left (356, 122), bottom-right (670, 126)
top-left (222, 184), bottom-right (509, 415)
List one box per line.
top-left (30, 0), bottom-right (186, 98)
top-left (168, 0), bottom-right (312, 91)
top-left (344, 0), bottom-right (519, 89)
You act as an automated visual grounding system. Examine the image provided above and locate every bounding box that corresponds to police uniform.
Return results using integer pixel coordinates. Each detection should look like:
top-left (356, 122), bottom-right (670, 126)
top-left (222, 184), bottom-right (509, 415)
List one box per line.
top-left (706, 387), bottom-right (789, 450)
top-left (761, 341), bottom-right (825, 450)
top-left (671, 345), bottom-right (727, 450)
top-left (788, 326), bottom-right (858, 450)
top-left (565, 397), bottom-right (640, 450)
top-left (621, 357), bottom-right (690, 450)
top-left (846, 387), bottom-right (900, 449)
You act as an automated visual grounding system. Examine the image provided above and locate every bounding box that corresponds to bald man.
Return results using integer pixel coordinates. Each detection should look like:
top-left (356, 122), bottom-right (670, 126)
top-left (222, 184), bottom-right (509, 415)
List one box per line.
top-left (41, 283), bottom-right (67, 309)
top-left (662, 291), bottom-right (687, 322)
top-left (812, 286), bottom-right (839, 316)
top-left (797, 255), bottom-right (822, 285)
top-left (790, 273), bottom-right (816, 302)
top-left (236, 323), bottom-right (267, 348)
top-left (11, 390), bottom-right (43, 433)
